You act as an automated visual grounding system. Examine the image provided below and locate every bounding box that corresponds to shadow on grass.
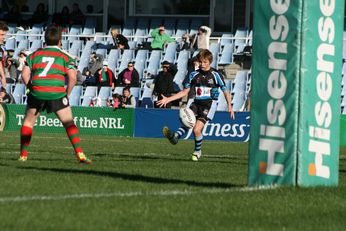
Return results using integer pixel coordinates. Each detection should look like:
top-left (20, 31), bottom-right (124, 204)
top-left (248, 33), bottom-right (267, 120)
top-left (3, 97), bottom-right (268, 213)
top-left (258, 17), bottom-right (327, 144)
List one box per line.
top-left (93, 153), bottom-right (248, 165)
top-left (0, 162), bottom-right (244, 189)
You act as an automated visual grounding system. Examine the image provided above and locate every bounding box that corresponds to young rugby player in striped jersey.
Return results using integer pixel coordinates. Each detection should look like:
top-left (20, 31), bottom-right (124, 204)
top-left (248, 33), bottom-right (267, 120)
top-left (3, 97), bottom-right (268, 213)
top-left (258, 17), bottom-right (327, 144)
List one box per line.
top-left (158, 49), bottom-right (234, 161)
top-left (18, 24), bottom-right (91, 164)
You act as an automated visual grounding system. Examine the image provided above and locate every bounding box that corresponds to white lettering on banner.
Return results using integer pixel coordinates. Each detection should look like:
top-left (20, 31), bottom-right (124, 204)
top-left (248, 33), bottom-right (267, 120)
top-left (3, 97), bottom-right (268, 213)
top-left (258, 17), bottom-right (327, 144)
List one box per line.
top-left (15, 114), bottom-right (126, 130)
top-left (16, 114), bottom-right (25, 126)
top-left (100, 118), bottom-right (125, 129)
top-left (258, 0), bottom-right (289, 176)
top-left (184, 116), bottom-right (250, 140)
top-left (307, 0), bottom-right (335, 179)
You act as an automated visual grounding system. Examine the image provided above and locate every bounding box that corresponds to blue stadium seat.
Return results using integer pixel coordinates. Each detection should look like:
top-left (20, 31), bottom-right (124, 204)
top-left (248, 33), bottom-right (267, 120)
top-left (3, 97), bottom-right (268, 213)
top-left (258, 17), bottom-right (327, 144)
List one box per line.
top-left (81, 86), bottom-right (98, 106)
top-left (134, 28), bottom-right (147, 43)
top-left (232, 90), bottom-right (246, 111)
top-left (28, 24), bottom-right (44, 42)
top-left (15, 30), bottom-right (27, 42)
top-left (220, 33), bottom-right (233, 48)
top-left (5, 37), bottom-right (15, 51)
top-left (117, 49), bottom-right (134, 73)
top-left (12, 83), bottom-right (26, 104)
top-left (29, 40), bottom-right (43, 52)
top-left (69, 85), bottom-right (83, 106)
top-left (5, 83), bottom-right (13, 94)
top-left (145, 50), bottom-right (162, 76)
top-left (61, 40), bottom-right (69, 51)
top-left (98, 86), bottom-right (112, 106)
top-left (107, 49), bottom-right (120, 72)
top-left (233, 28), bottom-right (248, 53)
top-left (217, 91), bottom-right (228, 111)
top-left (162, 42), bottom-right (177, 63)
top-left (176, 50), bottom-right (189, 71)
top-left (69, 25), bottom-right (82, 42)
top-left (218, 43), bottom-right (234, 65)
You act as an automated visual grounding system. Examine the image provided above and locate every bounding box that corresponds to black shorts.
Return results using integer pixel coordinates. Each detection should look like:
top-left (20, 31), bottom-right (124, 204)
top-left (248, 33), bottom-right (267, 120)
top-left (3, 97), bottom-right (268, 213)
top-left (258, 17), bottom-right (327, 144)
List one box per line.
top-left (27, 94), bottom-right (70, 114)
top-left (189, 100), bottom-right (217, 124)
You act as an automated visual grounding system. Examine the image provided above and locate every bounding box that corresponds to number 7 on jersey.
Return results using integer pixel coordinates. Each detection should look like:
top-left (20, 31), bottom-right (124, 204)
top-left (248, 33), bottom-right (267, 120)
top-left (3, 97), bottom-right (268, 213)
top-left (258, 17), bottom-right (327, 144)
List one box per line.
top-left (38, 57), bottom-right (55, 77)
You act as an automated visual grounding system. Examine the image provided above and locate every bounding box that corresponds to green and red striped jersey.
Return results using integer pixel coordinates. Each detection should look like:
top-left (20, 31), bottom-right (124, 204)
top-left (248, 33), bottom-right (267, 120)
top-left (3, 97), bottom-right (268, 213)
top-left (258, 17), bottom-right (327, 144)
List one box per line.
top-left (26, 46), bottom-right (76, 100)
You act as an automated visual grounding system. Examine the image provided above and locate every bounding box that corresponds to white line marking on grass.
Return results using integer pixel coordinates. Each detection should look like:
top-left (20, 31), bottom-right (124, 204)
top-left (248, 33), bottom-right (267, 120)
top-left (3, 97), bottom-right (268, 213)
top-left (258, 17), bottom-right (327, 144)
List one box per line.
top-left (0, 185), bottom-right (277, 203)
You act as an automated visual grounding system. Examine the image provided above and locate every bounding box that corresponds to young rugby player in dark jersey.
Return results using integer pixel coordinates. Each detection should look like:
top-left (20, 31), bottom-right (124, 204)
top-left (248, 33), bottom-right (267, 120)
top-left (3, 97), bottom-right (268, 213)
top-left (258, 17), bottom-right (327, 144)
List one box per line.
top-left (18, 24), bottom-right (91, 164)
top-left (157, 49), bottom-right (235, 161)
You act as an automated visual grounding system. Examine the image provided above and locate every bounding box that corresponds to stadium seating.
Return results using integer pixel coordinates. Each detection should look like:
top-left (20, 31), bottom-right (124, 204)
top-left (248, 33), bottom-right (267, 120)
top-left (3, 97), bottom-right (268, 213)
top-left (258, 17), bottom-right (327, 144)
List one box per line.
top-left (98, 86), bottom-right (112, 106)
top-left (69, 85), bottom-right (83, 106)
top-left (218, 43), bottom-right (234, 65)
top-left (80, 86), bottom-right (98, 106)
top-left (12, 83), bottom-right (26, 104)
top-left (146, 50), bottom-right (162, 76)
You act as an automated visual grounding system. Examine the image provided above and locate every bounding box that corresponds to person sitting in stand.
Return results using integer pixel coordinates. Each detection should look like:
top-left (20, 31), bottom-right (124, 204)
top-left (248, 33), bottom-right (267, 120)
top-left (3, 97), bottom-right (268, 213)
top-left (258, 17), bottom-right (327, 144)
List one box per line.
top-left (69, 3), bottom-right (85, 26)
top-left (117, 62), bottom-right (140, 87)
top-left (110, 28), bottom-right (129, 50)
top-left (0, 87), bottom-right (14, 104)
top-left (153, 61), bottom-right (177, 108)
top-left (107, 93), bottom-right (122, 110)
top-left (82, 52), bottom-right (103, 86)
top-left (95, 61), bottom-right (115, 89)
top-left (31, 3), bottom-right (48, 25)
top-left (121, 86), bottom-right (136, 108)
top-left (150, 26), bottom-right (175, 50)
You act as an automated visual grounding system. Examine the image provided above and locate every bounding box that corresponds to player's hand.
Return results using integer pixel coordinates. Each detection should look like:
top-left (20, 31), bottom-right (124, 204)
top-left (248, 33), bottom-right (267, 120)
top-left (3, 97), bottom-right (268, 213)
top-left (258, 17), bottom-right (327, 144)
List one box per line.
top-left (156, 94), bottom-right (169, 107)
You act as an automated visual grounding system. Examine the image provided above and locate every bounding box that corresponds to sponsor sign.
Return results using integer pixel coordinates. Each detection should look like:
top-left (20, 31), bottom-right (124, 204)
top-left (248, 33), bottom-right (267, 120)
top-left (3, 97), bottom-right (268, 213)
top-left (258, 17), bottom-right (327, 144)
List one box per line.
top-left (298, 0), bottom-right (343, 186)
top-left (249, 0), bottom-right (343, 186)
top-left (134, 108), bottom-right (250, 141)
top-left (3, 105), bottom-right (134, 136)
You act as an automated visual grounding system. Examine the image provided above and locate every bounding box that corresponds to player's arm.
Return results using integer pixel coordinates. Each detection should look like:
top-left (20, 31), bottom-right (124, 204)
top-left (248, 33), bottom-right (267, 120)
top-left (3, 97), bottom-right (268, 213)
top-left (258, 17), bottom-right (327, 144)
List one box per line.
top-left (21, 66), bottom-right (31, 86)
top-left (157, 88), bottom-right (190, 108)
top-left (66, 68), bottom-right (77, 97)
top-left (223, 90), bottom-right (235, 119)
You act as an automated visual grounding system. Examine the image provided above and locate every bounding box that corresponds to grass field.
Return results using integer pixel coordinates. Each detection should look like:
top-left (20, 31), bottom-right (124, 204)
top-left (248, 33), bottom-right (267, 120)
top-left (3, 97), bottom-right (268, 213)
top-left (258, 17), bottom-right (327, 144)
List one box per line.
top-left (0, 131), bottom-right (345, 231)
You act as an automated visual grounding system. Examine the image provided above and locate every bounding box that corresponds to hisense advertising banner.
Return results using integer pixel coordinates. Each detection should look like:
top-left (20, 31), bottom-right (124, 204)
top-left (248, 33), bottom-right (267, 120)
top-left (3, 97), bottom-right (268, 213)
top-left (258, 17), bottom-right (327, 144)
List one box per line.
top-left (297, 0), bottom-right (343, 186)
top-left (249, 0), bottom-right (343, 186)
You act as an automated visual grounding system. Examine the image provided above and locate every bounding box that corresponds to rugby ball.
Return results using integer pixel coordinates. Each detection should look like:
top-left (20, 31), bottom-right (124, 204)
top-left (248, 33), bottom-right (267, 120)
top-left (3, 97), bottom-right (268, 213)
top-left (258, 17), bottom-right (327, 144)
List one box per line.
top-left (179, 107), bottom-right (196, 128)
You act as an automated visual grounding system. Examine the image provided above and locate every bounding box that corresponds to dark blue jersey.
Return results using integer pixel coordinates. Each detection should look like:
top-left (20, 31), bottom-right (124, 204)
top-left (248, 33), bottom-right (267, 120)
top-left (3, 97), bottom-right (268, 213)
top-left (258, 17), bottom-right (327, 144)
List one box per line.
top-left (183, 69), bottom-right (226, 101)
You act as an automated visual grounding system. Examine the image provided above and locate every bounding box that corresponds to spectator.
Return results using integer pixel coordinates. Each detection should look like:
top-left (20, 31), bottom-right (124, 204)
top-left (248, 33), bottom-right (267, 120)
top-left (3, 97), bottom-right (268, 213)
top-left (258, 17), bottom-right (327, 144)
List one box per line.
top-left (0, 21), bottom-right (8, 90)
top-left (17, 49), bottom-right (27, 72)
top-left (117, 62), bottom-right (140, 87)
top-left (121, 86), bottom-right (136, 108)
top-left (53, 6), bottom-right (70, 29)
top-left (0, 87), bottom-right (14, 104)
top-left (150, 26), bottom-right (175, 50)
top-left (153, 61), bottom-right (177, 108)
top-left (107, 93), bottom-right (122, 109)
top-left (95, 61), bottom-right (115, 89)
top-left (179, 33), bottom-right (191, 51)
top-left (31, 3), bottom-right (48, 25)
top-left (110, 28), bottom-right (129, 50)
top-left (4, 4), bottom-right (22, 25)
top-left (69, 3), bottom-right (84, 25)
top-left (82, 52), bottom-right (103, 86)
top-left (187, 56), bottom-right (200, 77)
top-left (190, 25), bottom-right (211, 50)
top-left (5, 55), bottom-right (19, 83)
top-left (86, 5), bottom-right (94, 14)
top-left (89, 96), bottom-right (102, 107)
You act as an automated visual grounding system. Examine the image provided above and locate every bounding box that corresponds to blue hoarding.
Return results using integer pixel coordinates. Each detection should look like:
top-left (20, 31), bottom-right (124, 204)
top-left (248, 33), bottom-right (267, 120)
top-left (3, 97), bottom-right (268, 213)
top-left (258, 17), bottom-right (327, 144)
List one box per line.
top-left (134, 108), bottom-right (250, 141)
